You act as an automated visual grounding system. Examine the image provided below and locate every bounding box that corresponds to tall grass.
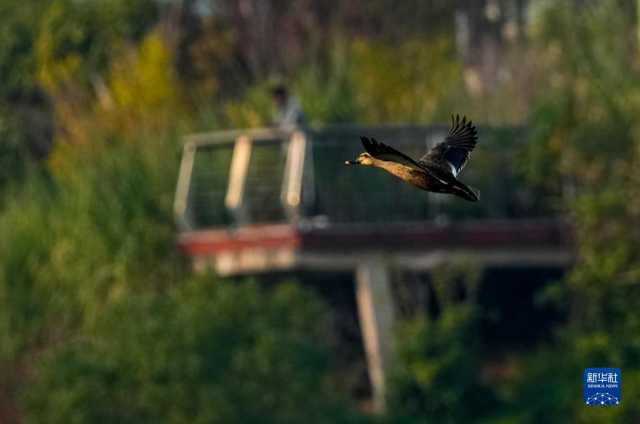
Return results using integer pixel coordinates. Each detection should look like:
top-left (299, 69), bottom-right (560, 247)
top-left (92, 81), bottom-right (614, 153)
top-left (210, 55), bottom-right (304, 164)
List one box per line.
top-left (0, 133), bottom-right (182, 357)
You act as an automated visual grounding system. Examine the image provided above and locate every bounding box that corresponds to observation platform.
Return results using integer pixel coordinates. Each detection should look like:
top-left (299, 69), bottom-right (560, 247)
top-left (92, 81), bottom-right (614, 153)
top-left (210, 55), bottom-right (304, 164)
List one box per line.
top-left (174, 124), bottom-right (573, 412)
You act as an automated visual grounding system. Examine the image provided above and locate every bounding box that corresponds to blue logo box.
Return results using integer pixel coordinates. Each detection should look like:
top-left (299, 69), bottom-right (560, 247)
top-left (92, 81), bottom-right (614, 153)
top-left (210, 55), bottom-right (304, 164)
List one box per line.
top-left (584, 368), bottom-right (621, 406)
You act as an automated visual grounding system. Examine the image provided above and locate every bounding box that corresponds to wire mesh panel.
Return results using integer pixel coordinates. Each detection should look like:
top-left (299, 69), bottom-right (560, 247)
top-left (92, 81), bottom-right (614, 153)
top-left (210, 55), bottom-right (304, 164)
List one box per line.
top-left (307, 127), bottom-right (435, 223)
top-left (177, 124), bottom-right (560, 230)
top-left (189, 144), bottom-right (234, 228)
top-left (243, 139), bottom-right (288, 223)
top-left (305, 125), bottom-right (556, 224)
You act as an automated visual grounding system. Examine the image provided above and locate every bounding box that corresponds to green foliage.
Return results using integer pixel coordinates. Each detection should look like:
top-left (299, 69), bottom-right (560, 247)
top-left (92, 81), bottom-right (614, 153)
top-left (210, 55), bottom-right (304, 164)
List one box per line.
top-left (525, 1), bottom-right (638, 187)
top-left (0, 0), bottom-right (48, 97)
top-left (0, 176), bottom-right (56, 361)
top-left (0, 135), bottom-right (179, 360)
top-left (0, 131), bottom-right (368, 422)
top-left (0, 110), bottom-right (30, 192)
top-left (295, 39), bottom-right (361, 125)
top-left (3, 0), bottom-right (640, 422)
top-left (2, 4), bottom-right (371, 420)
top-left (0, 1), bottom-right (52, 192)
top-left (507, 346), bottom-right (577, 424)
top-left (387, 263), bottom-right (502, 423)
top-left (529, 0), bottom-right (640, 329)
top-left (37, 0), bottom-right (157, 91)
top-left (509, 2), bottom-right (640, 422)
top-left (349, 37), bottom-right (465, 124)
top-left (223, 81), bottom-right (274, 128)
top-left (221, 36), bottom-right (467, 128)
top-left (25, 279), bottom-right (359, 424)
top-left (388, 306), bottom-right (500, 423)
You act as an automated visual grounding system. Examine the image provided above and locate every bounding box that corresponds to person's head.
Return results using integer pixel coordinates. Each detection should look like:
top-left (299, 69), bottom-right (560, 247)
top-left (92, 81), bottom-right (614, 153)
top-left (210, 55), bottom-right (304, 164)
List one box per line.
top-left (271, 84), bottom-right (288, 107)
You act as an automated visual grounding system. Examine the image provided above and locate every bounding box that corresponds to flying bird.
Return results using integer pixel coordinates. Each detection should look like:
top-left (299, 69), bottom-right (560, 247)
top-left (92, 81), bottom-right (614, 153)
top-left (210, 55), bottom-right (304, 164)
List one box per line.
top-left (345, 114), bottom-right (480, 201)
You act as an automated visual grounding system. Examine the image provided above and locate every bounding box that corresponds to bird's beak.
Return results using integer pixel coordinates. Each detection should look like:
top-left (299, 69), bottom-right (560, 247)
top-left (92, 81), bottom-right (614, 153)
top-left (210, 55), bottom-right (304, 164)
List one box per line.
top-left (345, 159), bottom-right (360, 165)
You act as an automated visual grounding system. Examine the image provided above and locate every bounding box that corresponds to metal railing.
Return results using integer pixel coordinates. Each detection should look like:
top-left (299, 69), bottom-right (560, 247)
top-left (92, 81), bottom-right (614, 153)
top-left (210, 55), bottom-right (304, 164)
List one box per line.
top-left (174, 125), bottom-right (561, 231)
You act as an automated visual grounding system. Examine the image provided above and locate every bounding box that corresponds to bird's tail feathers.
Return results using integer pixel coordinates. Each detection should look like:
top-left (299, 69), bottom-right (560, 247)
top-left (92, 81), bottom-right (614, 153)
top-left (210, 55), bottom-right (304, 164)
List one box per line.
top-left (452, 183), bottom-right (480, 202)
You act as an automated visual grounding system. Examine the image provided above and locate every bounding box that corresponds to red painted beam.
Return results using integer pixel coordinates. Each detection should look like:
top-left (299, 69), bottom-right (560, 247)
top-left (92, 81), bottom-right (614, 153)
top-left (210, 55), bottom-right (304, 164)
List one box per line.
top-left (177, 219), bottom-right (572, 257)
top-left (177, 224), bottom-right (301, 255)
top-left (298, 219), bottom-right (572, 250)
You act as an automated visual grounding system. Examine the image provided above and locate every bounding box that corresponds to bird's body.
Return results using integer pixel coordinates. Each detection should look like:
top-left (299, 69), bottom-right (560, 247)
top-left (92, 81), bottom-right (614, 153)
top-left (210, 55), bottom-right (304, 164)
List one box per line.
top-left (345, 115), bottom-right (480, 201)
top-left (366, 159), bottom-right (436, 190)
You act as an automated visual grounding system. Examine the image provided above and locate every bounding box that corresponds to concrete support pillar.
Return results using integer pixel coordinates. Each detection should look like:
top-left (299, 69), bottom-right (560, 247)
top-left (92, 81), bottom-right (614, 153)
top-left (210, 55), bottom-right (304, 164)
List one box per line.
top-left (355, 259), bottom-right (395, 413)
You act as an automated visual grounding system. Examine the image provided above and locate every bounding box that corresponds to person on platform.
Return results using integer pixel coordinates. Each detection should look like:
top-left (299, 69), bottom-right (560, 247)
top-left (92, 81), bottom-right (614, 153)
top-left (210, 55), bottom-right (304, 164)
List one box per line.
top-left (270, 82), bottom-right (305, 130)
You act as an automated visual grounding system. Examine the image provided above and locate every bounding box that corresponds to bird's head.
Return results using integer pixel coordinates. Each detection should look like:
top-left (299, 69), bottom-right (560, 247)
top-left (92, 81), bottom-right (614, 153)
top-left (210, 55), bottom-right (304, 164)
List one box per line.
top-left (345, 152), bottom-right (374, 166)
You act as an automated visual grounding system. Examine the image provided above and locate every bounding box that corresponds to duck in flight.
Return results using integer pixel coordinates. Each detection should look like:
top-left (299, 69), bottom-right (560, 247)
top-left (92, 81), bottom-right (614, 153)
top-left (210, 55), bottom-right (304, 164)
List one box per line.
top-left (345, 114), bottom-right (480, 201)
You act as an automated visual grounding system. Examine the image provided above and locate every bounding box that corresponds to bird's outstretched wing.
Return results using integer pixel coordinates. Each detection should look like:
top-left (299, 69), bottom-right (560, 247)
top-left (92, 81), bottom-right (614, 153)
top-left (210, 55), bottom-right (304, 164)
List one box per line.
top-left (360, 136), bottom-right (422, 170)
top-left (419, 114), bottom-right (478, 176)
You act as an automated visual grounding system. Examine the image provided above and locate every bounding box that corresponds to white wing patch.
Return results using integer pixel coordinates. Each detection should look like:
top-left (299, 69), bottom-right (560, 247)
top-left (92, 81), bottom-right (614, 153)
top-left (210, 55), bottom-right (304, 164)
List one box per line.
top-left (448, 161), bottom-right (458, 177)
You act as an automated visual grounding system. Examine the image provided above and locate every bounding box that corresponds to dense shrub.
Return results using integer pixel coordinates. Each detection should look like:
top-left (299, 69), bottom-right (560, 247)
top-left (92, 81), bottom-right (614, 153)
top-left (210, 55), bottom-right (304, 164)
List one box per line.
top-left (24, 279), bottom-right (360, 424)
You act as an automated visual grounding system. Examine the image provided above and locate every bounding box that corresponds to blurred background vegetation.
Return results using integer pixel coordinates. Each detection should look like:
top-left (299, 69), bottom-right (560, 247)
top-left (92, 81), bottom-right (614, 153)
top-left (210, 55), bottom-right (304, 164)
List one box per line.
top-left (1, 0), bottom-right (640, 422)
